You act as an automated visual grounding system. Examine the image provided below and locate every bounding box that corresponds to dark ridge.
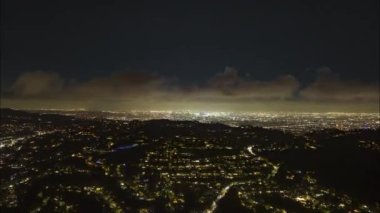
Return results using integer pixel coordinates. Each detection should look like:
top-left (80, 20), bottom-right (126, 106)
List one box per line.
top-left (215, 187), bottom-right (251, 213)
top-left (1, 108), bottom-right (34, 117)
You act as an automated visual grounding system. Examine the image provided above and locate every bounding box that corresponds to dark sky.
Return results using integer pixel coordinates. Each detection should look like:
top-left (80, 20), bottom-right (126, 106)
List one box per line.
top-left (2, 0), bottom-right (379, 83)
top-left (1, 0), bottom-right (379, 112)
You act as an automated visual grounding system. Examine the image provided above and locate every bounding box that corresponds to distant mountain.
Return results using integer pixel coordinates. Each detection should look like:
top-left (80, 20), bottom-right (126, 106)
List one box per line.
top-left (0, 108), bottom-right (34, 117)
top-left (0, 108), bottom-right (74, 123)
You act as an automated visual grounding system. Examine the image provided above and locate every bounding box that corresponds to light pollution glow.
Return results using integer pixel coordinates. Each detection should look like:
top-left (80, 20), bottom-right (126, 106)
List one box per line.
top-left (1, 67), bottom-right (379, 113)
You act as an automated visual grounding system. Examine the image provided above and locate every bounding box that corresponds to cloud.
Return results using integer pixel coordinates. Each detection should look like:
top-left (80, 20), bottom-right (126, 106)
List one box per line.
top-left (2, 67), bottom-right (379, 112)
top-left (68, 72), bottom-right (173, 100)
top-left (7, 68), bottom-right (299, 101)
top-left (208, 66), bottom-right (240, 88)
top-left (6, 71), bottom-right (175, 99)
top-left (204, 67), bottom-right (299, 99)
top-left (10, 71), bottom-right (64, 97)
top-left (300, 67), bottom-right (379, 102)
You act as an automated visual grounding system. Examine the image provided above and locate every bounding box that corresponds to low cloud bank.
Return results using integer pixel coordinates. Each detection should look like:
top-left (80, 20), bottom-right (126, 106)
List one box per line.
top-left (2, 67), bottom-right (379, 112)
top-left (300, 67), bottom-right (379, 102)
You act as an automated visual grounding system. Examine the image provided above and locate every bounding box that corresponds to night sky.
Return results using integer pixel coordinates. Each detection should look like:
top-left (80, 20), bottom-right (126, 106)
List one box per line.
top-left (1, 0), bottom-right (379, 112)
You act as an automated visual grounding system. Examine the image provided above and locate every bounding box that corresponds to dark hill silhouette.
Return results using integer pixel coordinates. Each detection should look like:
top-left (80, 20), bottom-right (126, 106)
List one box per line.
top-left (215, 187), bottom-right (251, 213)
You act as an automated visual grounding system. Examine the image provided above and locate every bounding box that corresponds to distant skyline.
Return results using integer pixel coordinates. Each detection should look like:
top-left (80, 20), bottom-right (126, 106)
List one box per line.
top-left (1, 1), bottom-right (379, 112)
